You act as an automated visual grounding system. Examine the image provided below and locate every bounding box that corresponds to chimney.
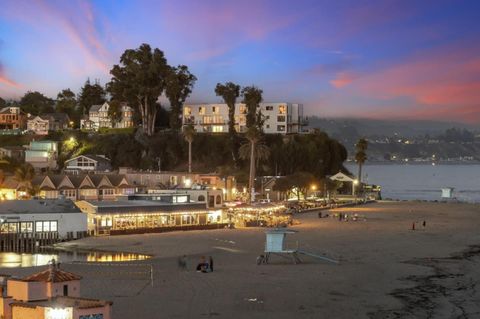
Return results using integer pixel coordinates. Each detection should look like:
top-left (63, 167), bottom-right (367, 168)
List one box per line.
top-left (48, 259), bottom-right (57, 281)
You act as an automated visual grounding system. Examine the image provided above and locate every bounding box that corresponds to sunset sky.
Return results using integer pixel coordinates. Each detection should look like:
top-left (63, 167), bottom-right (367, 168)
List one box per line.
top-left (1, 0), bottom-right (479, 123)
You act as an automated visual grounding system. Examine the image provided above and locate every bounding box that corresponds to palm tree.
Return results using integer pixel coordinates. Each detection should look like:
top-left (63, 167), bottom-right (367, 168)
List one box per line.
top-left (183, 124), bottom-right (195, 173)
top-left (215, 82), bottom-right (240, 135)
top-left (14, 163), bottom-right (35, 198)
top-left (239, 127), bottom-right (265, 203)
top-left (355, 138), bottom-right (368, 184)
top-left (27, 184), bottom-right (41, 198)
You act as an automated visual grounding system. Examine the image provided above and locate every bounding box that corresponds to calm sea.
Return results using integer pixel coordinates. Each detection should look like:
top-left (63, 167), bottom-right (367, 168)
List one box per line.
top-left (345, 164), bottom-right (480, 203)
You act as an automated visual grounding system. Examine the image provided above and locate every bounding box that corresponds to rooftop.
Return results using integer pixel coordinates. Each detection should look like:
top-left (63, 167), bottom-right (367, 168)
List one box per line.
top-left (79, 200), bottom-right (206, 214)
top-left (0, 199), bottom-right (82, 215)
top-left (11, 296), bottom-right (112, 309)
top-left (21, 266), bottom-right (82, 283)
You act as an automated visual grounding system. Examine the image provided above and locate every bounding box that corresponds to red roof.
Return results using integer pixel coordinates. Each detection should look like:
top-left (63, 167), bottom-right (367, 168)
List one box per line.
top-left (22, 267), bottom-right (82, 283)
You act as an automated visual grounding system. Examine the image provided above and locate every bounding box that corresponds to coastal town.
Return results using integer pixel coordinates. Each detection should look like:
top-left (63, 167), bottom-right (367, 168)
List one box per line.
top-left (0, 75), bottom-right (377, 318)
top-left (1, 1), bottom-right (480, 319)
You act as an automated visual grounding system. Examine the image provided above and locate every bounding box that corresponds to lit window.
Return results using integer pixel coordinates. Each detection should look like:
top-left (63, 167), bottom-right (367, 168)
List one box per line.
top-left (279, 105), bottom-right (286, 115)
top-left (277, 125), bottom-right (286, 131)
top-left (212, 126), bottom-right (223, 133)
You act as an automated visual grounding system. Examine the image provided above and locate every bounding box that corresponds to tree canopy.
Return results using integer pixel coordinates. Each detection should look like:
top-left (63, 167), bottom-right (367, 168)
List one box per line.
top-left (108, 43), bottom-right (170, 136)
top-left (56, 88), bottom-right (77, 123)
top-left (20, 91), bottom-right (54, 115)
top-left (215, 82), bottom-right (240, 134)
top-left (165, 65), bottom-right (197, 131)
top-left (78, 79), bottom-right (106, 115)
top-left (0, 97), bottom-right (6, 108)
top-left (241, 86), bottom-right (263, 129)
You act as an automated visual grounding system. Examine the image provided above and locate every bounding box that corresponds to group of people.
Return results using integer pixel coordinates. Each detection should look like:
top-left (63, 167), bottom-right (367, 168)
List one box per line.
top-left (178, 255), bottom-right (214, 273)
top-left (196, 256), bottom-right (214, 273)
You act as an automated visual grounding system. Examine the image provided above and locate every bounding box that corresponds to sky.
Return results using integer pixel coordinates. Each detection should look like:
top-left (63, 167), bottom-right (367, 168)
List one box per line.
top-left (1, 0), bottom-right (480, 123)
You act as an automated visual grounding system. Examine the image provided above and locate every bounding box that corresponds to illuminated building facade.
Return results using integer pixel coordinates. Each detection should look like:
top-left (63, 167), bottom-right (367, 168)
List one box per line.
top-left (0, 199), bottom-right (88, 240)
top-left (182, 102), bottom-right (307, 134)
top-left (75, 198), bottom-right (225, 235)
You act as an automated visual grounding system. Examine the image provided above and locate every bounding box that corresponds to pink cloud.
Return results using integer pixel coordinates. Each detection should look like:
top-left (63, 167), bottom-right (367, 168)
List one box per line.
top-left (330, 72), bottom-right (357, 88)
top-left (344, 42), bottom-right (480, 122)
top-left (1, 0), bottom-right (111, 75)
top-left (0, 63), bottom-right (21, 89)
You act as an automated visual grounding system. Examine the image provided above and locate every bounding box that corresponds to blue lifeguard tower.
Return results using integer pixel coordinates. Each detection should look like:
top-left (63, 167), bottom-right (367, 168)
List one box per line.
top-left (262, 229), bottom-right (339, 264)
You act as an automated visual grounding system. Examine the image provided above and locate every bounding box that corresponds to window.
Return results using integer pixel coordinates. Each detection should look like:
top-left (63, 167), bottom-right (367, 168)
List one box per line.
top-left (279, 105), bottom-right (286, 114)
top-left (80, 315), bottom-right (104, 319)
top-left (184, 106), bottom-right (192, 115)
top-left (212, 126), bottom-right (224, 133)
top-left (216, 195), bottom-right (222, 205)
top-left (239, 105), bottom-right (247, 114)
top-left (266, 124), bottom-right (270, 129)
top-left (212, 106), bottom-right (220, 114)
top-left (199, 106), bottom-right (206, 115)
top-left (35, 221), bottom-right (57, 232)
top-left (277, 115), bottom-right (286, 122)
top-left (198, 195), bottom-right (205, 202)
top-left (20, 222), bottom-right (33, 233)
top-left (266, 105), bottom-right (273, 111)
top-left (277, 125), bottom-right (286, 132)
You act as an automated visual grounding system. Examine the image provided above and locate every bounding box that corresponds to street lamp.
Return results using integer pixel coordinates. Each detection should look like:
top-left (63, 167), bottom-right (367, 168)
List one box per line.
top-left (352, 179), bottom-right (359, 197)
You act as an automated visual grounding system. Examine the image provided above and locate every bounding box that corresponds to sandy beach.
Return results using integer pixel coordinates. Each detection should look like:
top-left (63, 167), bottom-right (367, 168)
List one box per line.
top-left (4, 201), bottom-right (480, 318)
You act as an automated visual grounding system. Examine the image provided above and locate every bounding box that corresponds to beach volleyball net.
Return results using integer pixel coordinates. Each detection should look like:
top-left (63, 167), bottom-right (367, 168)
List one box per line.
top-left (65, 262), bottom-right (154, 283)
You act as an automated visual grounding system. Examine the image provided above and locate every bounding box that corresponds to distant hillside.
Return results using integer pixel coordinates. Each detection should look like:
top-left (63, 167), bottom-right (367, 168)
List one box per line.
top-left (308, 117), bottom-right (479, 138)
top-left (307, 117), bottom-right (480, 161)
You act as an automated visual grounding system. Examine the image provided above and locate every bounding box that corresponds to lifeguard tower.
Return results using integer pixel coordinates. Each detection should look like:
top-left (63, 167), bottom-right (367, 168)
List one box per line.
top-left (264, 229), bottom-right (301, 264)
top-left (261, 229), bottom-right (338, 264)
top-left (441, 187), bottom-right (454, 199)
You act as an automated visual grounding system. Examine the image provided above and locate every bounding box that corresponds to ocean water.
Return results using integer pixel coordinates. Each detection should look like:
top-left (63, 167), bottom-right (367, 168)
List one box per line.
top-left (345, 164), bottom-right (480, 203)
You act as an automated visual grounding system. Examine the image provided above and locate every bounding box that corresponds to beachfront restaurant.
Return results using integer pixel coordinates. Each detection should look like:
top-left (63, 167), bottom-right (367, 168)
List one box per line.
top-left (75, 199), bottom-right (226, 235)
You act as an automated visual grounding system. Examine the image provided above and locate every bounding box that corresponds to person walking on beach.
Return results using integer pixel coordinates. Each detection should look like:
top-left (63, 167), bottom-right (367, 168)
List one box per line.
top-left (178, 255), bottom-right (187, 270)
top-left (209, 256), bottom-right (214, 272)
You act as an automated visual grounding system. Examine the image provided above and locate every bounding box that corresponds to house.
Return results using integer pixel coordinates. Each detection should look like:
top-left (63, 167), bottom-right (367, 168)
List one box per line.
top-left (118, 167), bottom-right (237, 200)
top-left (0, 199), bottom-right (88, 240)
top-left (26, 115), bottom-right (49, 135)
top-left (75, 198), bottom-right (225, 235)
top-left (0, 107), bottom-right (26, 130)
top-left (33, 174), bottom-right (135, 201)
top-left (0, 174), bottom-right (134, 201)
top-left (182, 102), bottom-right (307, 134)
top-left (42, 113), bottom-right (70, 130)
top-left (25, 140), bottom-right (58, 170)
top-left (27, 113), bottom-right (71, 134)
top-left (0, 146), bottom-right (25, 162)
top-left (0, 261), bottom-right (112, 319)
top-left (80, 102), bottom-right (134, 130)
top-left (64, 155), bottom-right (112, 173)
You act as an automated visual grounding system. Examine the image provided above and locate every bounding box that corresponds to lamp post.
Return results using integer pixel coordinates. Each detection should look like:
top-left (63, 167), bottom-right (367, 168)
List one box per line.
top-left (352, 179), bottom-right (359, 200)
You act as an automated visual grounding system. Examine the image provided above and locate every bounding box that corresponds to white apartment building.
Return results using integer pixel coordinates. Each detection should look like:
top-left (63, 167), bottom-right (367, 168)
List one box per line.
top-left (182, 103), bottom-right (306, 134)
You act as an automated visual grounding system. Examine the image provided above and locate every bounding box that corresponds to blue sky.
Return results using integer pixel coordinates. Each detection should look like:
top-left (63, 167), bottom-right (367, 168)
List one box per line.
top-left (1, 0), bottom-right (480, 122)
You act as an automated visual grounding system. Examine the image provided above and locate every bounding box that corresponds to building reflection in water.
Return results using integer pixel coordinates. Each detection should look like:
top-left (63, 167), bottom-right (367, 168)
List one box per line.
top-left (0, 251), bottom-right (151, 267)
